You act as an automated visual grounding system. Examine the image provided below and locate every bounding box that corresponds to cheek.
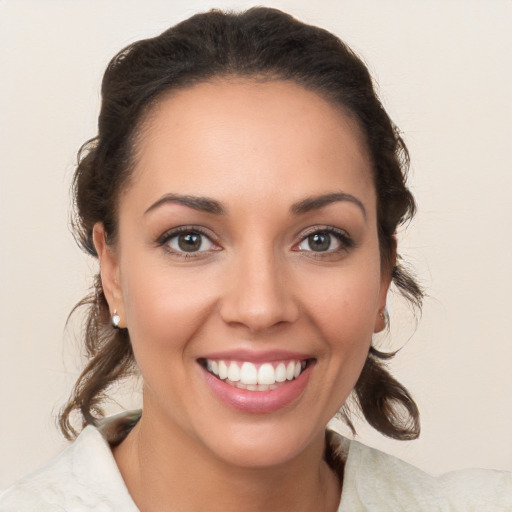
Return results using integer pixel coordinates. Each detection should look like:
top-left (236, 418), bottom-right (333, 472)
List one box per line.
top-left (306, 261), bottom-right (382, 339)
top-left (119, 257), bottom-right (220, 358)
top-left (316, 285), bottom-right (375, 375)
top-left (118, 260), bottom-right (224, 414)
top-left (300, 257), bottom-right (382, 388)
top-left (317, 284), bottom-right (379, 407)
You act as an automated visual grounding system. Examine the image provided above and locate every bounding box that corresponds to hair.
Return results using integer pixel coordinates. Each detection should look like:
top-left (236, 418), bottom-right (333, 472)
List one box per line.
top-left (60, 7), bottom-right (423, 441)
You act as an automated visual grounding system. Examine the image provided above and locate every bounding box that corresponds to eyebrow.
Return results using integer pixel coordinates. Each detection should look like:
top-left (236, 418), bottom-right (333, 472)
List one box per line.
top-left (144, 191), bottom-right (366, 219)
top-left (291, 192), bottom-right (367, 219)
top-left (144, 194), bottom-right (226, 215)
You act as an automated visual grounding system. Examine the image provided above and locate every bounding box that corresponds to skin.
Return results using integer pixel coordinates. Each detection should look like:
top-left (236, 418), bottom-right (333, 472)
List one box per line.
top-left (94, 79), bottom-right (390, 512)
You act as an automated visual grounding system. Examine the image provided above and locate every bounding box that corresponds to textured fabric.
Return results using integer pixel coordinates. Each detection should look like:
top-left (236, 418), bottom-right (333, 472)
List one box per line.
top-left (0, 426), bottom-right (138, 512)
top-left (333, 437), bottom-right (512, 511)
top-left (1, 412), bottom-right (511, 511)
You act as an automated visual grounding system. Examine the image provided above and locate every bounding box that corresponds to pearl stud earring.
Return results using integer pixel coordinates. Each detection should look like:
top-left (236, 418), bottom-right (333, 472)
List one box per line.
top-left (111, 309), bottom-right (121, 329)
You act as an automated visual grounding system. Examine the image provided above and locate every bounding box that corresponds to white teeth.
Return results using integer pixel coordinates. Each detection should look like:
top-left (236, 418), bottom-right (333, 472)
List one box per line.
top-left (258, 363), bottom-right (275, 385)
top-left (227, 362), bottom-right (240, 382)
top-left (286, 361), bottom-right (295, 380)
top-left (234, 382), bottom-right (280, 391)
top-left (275, 363), bottom-right (286, 382)
top-left (218, 360), bottom-right (228, 380)
top-left (205, 358), bottom-right (308, 388)
top-left (240, 362), bottom-right (258, 385)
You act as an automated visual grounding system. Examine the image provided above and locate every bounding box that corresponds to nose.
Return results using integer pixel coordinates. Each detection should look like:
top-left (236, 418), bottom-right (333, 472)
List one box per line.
top-left (219, 247), bottom-right (299, 334)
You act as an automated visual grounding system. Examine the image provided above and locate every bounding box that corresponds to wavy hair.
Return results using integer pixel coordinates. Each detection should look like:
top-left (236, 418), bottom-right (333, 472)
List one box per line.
top-left (60, 7), bottom-right (422, 440)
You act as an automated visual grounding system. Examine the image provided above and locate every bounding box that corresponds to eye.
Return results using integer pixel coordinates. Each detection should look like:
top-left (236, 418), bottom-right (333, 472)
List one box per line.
top-left (296, 228), bottom-right (352, 253)
top-left (159, 228), bottom-right (218, 254)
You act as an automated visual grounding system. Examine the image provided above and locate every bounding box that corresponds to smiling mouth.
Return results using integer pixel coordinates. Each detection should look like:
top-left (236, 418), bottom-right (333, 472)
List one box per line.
top-left (198, 358), bottom-right (314, 391)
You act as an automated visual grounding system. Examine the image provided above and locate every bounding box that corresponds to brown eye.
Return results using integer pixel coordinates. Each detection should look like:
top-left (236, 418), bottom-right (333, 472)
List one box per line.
top-left (167, 231), bottom-right (215, 253)
top-left (178, 233), bottom-right (202, 252)
top-left (296, 228), bottom-right (351, 254)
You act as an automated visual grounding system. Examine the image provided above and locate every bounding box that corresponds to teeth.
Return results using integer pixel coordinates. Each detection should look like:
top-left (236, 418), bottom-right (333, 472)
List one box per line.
top-left (286, 361), bottom-right (295, 380)
top-left (275, 363), bottom-right (286, 382)
top-left (207, 360), bottom-right (219, 376)
top-left (258, 363), bottom-right (275, 385)
top-left (227, 362), bottom-right (240, 382)
top-left (218, 360), bottom-right (228, 380)
top-left (240, 362), bottom-right (258, 385)
top-left (204, 358), bottom-right (308, 387)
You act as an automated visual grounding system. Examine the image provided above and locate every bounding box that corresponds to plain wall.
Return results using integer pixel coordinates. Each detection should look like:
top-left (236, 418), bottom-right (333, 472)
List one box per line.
top-left (1, 0), bottom-right (511, 488)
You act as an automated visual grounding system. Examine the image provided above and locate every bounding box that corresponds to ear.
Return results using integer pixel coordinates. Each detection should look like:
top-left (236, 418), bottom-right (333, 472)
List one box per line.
top-left (93, 222), bottom-right (125, 328)
top-left (374, 237), bottom-right (397, 333)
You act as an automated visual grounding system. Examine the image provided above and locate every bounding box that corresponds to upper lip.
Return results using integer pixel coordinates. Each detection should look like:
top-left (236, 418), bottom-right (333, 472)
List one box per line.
top-left (198, 349), bottom-right (314, 363)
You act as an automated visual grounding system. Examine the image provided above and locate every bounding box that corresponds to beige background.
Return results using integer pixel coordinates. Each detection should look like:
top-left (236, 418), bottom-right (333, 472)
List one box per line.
top-left (1, 0), bottom-right (511, 488)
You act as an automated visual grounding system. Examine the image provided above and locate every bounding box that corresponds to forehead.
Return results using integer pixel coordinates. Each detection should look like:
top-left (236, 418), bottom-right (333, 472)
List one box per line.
top-left (126, 79), bottom-right (375, 215)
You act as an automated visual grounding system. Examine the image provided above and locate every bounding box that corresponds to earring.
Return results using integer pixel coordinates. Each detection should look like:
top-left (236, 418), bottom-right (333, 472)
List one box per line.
top-left (111, 309), bottom-right (121, 329)
top-left (379, 309), bottom-right (387, 326)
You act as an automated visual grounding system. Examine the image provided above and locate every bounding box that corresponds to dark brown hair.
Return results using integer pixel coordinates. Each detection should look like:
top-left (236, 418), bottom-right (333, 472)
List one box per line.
top-left (60, 7), bottom-right (422, 440)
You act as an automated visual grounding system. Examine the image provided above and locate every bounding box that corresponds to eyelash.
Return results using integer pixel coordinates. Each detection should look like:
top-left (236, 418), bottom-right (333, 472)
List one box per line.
top-left (156, 225), bottom-right (354, 259)
top-left (156, 226), bottom-right (220, 258)
top-left (294, 226), bottom-right (354, 255)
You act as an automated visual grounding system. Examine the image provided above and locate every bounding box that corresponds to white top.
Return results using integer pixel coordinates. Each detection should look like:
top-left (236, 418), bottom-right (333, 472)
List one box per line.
top-left (1, 414), bottom-right (511, 511)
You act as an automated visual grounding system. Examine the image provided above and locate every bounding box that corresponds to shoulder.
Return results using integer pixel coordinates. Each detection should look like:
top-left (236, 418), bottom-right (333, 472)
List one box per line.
top-left (328, 431), bottom-right (512, 511)
top-left (0, 420), bottom-right (139, 512)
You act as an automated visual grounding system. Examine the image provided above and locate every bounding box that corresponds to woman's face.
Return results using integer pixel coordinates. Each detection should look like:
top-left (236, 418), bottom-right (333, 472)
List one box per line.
top-left (97, 80), bottom-right (389, 468)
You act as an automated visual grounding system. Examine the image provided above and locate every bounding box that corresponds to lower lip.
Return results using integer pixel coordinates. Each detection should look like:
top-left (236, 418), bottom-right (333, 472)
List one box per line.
top-left (201, 364), bottom-right (312, 414)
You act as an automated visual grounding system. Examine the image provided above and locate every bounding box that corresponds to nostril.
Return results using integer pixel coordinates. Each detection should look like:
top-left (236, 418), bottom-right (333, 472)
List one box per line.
top-left (219, 292), bottom-right (300, 332)
top-left (218, 257), bottom-right (300, 331)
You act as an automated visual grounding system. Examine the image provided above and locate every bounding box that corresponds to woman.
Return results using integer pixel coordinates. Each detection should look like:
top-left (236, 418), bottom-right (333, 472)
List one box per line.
top-left (1, 7), bottom-right (510, 511)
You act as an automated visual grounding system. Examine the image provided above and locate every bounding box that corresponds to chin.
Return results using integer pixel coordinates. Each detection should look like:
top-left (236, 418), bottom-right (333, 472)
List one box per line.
top-left (199, 419), bottom-right (324, 470)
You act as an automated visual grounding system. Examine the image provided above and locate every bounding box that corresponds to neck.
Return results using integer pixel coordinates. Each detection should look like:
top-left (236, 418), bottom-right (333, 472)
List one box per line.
top-left (113, 412), bottom-right (342, 512)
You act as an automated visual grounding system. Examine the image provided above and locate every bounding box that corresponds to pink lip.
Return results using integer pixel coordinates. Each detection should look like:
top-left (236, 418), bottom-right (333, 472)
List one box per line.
top-left (200, 363), bottom-right (313, 414)
top-left (199, 349), bottom-right (313, 363)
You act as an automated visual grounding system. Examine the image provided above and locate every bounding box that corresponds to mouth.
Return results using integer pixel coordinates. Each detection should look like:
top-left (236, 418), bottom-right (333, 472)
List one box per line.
top-left (198, 358), bottom-right (315, 391)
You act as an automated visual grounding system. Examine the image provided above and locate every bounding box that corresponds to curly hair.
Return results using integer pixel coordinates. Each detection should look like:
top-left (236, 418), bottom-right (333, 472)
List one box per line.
top-left (60, 7), bottom-right (422, 441)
